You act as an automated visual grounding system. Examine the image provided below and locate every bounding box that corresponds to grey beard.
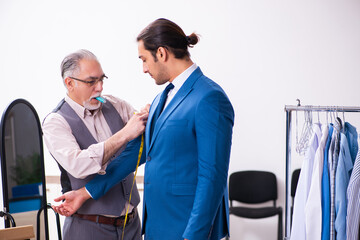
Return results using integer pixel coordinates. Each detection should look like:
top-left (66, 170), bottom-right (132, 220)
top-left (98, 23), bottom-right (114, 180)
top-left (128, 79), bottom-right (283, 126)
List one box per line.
top-left (83, 100), bottom-right (101, 110)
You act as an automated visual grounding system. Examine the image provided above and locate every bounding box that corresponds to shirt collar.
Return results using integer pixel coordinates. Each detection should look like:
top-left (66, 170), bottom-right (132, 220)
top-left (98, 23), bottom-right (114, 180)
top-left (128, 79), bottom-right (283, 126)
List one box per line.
top-left (170, 63), bottom-right (197, 91)
top-left (65, 95), bottom-right (101, 118)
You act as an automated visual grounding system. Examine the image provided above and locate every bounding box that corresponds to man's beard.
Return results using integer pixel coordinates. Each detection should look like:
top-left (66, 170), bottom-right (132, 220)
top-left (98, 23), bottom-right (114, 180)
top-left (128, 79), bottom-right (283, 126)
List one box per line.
top-left (83, 97), bottom-right (101, 110)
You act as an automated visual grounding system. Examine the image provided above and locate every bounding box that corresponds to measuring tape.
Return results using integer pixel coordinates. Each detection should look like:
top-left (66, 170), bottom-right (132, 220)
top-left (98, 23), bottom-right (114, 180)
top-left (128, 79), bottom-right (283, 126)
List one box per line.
top-left (121, 134), bottom-right (144, 240)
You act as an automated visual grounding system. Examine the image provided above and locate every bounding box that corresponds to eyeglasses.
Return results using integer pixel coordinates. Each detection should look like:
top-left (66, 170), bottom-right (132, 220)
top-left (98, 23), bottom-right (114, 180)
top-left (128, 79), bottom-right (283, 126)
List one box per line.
top-left (69, 74), bottom-right (108, 86)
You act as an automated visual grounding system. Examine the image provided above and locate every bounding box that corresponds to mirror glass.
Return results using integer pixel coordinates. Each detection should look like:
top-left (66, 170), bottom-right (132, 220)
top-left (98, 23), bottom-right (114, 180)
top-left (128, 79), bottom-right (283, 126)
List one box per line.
top-left (1, 99), bottom-right (48, 239)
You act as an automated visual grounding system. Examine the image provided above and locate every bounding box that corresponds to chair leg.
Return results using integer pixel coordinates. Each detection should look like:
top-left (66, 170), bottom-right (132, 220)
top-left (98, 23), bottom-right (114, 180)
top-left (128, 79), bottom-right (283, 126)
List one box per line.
top-left (278, 210), bottom-right (283, 240)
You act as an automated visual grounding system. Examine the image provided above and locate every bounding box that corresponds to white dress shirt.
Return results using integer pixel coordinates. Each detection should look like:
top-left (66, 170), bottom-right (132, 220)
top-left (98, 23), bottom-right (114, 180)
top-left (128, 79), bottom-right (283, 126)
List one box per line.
top-left (42, 95), bottom-right (134, 179)
top-left (305, 124), bottom-right (328, 240)
top-left (290, 123), bottom-right (322, 240)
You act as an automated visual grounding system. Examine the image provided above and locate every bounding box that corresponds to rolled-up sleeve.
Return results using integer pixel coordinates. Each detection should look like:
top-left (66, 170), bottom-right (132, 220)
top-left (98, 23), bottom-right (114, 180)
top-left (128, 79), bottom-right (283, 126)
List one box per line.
top-left (43, 112), bottom-right (105, 179)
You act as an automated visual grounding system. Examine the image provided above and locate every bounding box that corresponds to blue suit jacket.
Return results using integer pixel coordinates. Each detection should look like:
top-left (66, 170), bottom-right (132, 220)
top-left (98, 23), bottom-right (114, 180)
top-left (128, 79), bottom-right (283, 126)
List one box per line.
top-left (86, 67), bottom-right (234, 240)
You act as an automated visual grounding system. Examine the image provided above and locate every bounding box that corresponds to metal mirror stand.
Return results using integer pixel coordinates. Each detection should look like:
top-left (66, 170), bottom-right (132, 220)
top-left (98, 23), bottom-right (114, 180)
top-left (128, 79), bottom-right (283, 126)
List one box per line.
top-left (0, 99), bottom-right (61, 240)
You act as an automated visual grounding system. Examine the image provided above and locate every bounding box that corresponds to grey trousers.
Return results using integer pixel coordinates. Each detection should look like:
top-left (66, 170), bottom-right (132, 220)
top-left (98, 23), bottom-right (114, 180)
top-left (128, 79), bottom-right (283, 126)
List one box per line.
top-left (63, 209), bottom-right (142, 240)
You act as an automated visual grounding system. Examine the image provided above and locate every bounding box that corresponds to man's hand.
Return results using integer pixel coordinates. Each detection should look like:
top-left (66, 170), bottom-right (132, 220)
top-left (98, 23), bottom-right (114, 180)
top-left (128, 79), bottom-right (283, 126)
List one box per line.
top-left (140, 104), bottom-right (150, 114)
top-left (102, 111), bottom-right (148, 164)
top-left (52, 187), bottom-right (91, 217)
top-left (122, 104), bottom-right (150, 141)
top-left (122, 110), bottom-right (148, 141)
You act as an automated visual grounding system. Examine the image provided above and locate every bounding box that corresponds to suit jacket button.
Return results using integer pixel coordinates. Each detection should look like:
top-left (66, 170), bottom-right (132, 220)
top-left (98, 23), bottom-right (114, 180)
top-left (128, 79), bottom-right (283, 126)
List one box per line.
top-left (146, 156), bottom-right (151, 161)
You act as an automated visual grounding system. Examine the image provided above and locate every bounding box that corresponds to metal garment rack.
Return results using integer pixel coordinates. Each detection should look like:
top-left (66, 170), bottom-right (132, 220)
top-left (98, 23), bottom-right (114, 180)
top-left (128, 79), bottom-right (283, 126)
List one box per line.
top-left (284, 103), bottom-right (360, 239)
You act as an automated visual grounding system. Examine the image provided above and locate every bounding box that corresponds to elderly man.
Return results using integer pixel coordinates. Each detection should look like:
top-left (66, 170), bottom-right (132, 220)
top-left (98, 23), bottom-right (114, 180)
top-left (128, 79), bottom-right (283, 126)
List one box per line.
top-left (42, 49), bottom-right (148, 240)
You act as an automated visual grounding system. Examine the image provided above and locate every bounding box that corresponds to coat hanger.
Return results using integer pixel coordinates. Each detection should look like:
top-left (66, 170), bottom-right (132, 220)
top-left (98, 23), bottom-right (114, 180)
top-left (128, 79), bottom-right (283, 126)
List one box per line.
top-left (330, 107), bottom-right (333, 123)
top-left (296, 105), bottom-right (313, 155)
top-left (336, 107), bottom-right (342, 127)
top-left (326, 111), bottom-right (329, 126)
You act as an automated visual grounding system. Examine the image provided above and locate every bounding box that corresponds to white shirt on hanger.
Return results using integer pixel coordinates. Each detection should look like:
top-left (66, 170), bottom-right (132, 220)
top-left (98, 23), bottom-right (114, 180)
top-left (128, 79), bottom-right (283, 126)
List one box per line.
top-left (305, 124), bottom-right (328, 240)
top-left (290, 123), bottom-right (322, 240)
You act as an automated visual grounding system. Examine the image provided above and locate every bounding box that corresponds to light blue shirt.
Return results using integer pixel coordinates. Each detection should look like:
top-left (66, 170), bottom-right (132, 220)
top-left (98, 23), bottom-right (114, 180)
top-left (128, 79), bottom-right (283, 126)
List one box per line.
top-left (344, 122), bottom-right (358, 163)
top-left (335, 132), bottom-right (353, 240)
top-left (344, 122), bottom-right (359, 240)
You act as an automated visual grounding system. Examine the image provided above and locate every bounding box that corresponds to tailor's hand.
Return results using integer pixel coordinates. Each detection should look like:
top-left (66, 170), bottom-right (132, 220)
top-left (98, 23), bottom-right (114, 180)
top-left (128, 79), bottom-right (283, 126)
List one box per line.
top-left (140, 104), bottom-right (150, 114)
top-left (52, 187), bottom-right (91, 217)
top-left (122, 111), bottom-right (149, 141)
top-left (102, 110), bottom-right (148, 165)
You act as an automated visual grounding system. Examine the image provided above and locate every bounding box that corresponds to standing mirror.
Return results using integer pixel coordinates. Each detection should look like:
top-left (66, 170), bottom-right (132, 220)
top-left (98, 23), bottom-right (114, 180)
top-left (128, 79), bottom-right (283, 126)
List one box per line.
top-left (0, 99), bottom-right (49, 239)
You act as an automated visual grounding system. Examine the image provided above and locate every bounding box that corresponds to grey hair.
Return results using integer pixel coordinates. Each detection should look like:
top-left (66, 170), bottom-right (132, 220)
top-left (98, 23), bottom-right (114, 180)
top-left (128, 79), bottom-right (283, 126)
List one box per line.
top-left (60, 49), bottom-right (98, 86)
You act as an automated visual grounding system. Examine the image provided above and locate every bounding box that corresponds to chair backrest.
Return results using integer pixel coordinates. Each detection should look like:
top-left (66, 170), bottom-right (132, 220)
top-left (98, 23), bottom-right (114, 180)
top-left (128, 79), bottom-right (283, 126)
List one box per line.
top-left (229, 170), bottom-right (278, 204)
top-left (291, 169), bottom-right (301, 198)
top-left (290, 168), bottom-right (301, 229)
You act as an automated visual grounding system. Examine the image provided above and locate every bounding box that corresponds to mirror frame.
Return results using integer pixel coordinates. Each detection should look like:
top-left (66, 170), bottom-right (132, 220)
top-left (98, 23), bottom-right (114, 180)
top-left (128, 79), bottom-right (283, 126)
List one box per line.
top-left (0, 98), bottom-right (49, 238)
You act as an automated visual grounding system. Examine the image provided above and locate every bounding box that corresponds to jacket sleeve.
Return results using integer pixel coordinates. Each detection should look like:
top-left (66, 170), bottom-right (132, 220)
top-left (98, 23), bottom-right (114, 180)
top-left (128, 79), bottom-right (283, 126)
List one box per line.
top-left (86, 135), bottom-right (146, 200)
top-left (183, 90), bottom-right (234, 240)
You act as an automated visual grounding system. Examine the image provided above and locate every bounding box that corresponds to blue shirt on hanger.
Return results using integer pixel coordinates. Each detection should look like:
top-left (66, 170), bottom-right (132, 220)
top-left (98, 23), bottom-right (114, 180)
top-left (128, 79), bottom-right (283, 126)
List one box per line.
top-left (344, 122), bottom-right (359, 163)
top-left (335, 123), bottom-right (358, 240)
top-left (322, 124), bottom-right (333, 240)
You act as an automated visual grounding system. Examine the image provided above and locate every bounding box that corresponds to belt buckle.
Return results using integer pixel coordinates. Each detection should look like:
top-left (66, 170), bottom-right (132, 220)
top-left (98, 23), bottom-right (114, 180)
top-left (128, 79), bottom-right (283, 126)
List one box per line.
top-left (114, 216), bottom-right (123, 227)
top-left (114, 209), bottom-right (136, 227)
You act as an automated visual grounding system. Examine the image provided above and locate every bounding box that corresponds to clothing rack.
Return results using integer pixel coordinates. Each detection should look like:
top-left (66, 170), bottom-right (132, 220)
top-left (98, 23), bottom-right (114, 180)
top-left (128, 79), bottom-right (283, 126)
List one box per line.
top-left (284, 103), bottom-right (360, 239)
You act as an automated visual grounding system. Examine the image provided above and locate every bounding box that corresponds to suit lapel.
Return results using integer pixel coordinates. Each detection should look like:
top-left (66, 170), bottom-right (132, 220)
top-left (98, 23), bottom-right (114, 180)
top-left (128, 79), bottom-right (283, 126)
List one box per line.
top-left (147, 67), bottom-right (203, 153)
top-left (145, 94), bottom-right (160, 153)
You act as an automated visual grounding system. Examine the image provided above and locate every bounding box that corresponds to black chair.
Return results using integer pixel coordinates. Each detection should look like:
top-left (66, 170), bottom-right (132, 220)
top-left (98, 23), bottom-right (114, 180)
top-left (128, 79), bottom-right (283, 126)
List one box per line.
top-left (290, 168), bottom-right (301, 228)
top-left (228, 170), bottom-right (283, 240)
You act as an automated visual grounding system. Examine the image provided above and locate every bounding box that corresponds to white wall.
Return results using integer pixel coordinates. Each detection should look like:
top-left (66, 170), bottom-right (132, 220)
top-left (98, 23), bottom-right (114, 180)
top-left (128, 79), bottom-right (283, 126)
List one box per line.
top-left (1, 0), bottom-right (360, 239)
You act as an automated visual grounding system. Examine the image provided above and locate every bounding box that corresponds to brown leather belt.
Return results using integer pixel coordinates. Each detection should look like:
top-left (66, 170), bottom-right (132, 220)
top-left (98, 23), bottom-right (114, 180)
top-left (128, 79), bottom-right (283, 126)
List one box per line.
top-left (72, 209), bottom-right (136, 227)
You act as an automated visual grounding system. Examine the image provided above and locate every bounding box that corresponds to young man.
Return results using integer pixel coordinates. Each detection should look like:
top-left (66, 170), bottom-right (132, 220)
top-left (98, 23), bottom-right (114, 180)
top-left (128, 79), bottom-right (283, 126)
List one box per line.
top-left (43, 49), bottom-right (148, 240)
top-left (53, 19), bottom-right (234, 240)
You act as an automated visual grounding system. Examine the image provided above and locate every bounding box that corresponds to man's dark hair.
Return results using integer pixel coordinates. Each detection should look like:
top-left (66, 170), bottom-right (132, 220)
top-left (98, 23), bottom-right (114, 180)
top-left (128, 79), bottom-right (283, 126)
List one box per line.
top-left (137, 18), bottom-right (199, 60)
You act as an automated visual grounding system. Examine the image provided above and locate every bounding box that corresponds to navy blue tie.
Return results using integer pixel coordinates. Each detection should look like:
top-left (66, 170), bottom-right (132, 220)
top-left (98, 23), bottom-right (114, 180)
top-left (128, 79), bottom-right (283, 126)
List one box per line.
top-left (150, 83), bottom-right (174, 139)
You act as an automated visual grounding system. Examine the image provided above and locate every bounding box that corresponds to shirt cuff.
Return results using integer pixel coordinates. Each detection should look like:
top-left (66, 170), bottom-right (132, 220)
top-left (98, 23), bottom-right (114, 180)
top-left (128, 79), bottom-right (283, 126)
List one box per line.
top-left (85, 187), bottom-right (94, 199)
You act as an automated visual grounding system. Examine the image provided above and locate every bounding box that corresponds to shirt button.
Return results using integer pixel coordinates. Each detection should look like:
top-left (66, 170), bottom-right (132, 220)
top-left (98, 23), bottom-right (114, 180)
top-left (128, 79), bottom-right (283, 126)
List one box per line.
top-left (146, 156), bottom-right (151, 161)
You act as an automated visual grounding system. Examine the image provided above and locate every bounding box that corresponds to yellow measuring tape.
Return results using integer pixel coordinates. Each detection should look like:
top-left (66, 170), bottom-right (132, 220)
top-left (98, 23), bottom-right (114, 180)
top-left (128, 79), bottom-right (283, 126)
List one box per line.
top-left (121, 134), bottom-right (144, 240)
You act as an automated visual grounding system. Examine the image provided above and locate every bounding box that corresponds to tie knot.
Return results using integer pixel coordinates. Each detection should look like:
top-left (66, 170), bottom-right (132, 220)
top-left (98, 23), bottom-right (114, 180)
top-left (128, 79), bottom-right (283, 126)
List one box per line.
top-left (165, 83), bottom-right (174, 93)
